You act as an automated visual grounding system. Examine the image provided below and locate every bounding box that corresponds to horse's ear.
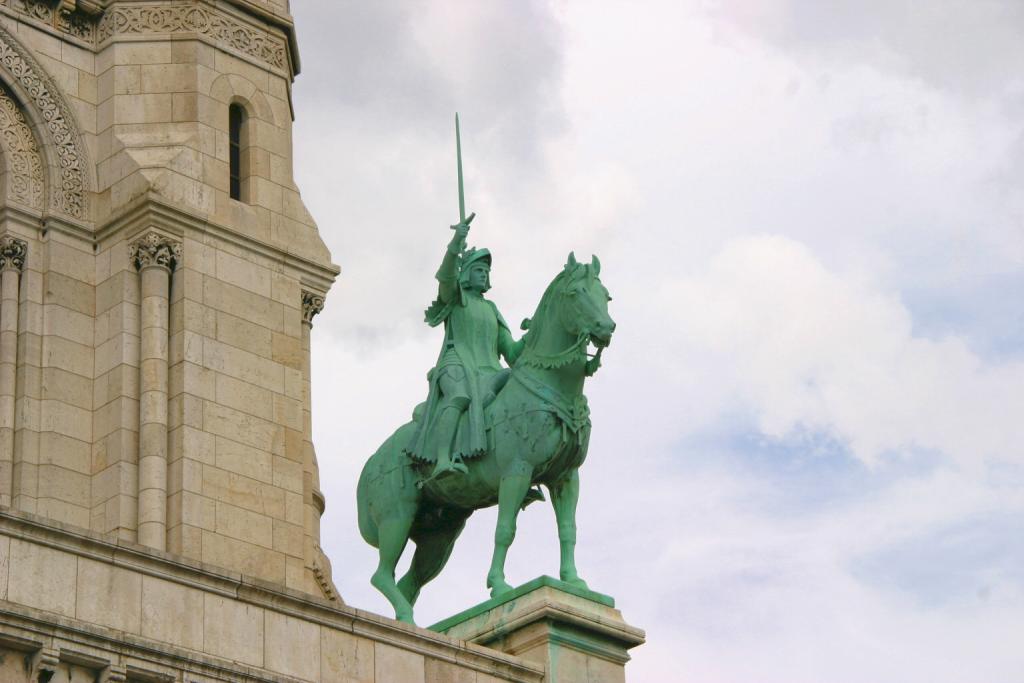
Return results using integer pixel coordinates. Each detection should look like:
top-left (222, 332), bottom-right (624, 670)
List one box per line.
top-left (566, 251), bottom-right (578, 269)
top-left (591, 254), bottom-right (601, 276)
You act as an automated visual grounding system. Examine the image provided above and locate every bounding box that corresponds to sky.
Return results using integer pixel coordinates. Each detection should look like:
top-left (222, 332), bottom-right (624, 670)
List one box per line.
top-left (289, 2), bottom-right (1024, 681)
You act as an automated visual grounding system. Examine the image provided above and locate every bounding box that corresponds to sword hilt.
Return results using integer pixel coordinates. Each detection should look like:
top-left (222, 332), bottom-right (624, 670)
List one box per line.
top-left (449, 212), bottom-right (475, 229)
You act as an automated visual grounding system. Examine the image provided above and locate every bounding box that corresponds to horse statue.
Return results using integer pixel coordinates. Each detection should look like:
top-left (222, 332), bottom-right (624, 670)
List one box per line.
top-left (356, 252), bottom-right (616, 623)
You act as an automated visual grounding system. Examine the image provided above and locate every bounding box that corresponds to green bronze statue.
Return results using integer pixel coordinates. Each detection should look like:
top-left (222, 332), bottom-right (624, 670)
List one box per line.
top-left (356, 116), bottom-right (616, 623)
top-left (404, 222), bottom-right (524, 481)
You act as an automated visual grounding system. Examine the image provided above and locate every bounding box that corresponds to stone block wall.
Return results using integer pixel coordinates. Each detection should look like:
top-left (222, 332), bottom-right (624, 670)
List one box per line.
top-left (0, 0), bottom-right (337, 598)
top-left (0, 510), bottom-right (546, 682)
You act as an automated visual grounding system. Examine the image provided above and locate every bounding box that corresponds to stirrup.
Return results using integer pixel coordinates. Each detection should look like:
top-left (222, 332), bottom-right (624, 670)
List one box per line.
top-left (420, 459), bottom-right (467, 487)
top-left (436, 458), bottom-right (468, 478)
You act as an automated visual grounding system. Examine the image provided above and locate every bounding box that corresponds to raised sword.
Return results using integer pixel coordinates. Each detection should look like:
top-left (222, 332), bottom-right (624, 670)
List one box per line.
top-left (452, 112), bottom-right (475, 230)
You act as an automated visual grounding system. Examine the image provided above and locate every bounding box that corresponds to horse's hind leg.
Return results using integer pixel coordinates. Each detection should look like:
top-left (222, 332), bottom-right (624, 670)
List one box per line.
top-left (486, 460), bottom-right (534, 597)
top-left (398, 516), bottom-right (467, 606)
top-left (549, 469), bottom-right (589, 590)
top-left (371, 514), bottom-right (415, 623)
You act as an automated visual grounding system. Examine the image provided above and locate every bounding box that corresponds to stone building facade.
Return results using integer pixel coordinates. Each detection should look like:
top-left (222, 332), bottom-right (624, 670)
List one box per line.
top-left (0, 1), bottom-right (554, 681)
top-left (0, 0), bottom-right (334, 594)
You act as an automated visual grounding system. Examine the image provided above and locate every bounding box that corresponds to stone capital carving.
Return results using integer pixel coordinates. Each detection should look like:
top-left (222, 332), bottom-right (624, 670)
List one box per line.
top-left (0, 235), bottom-right (27, 272)
top-left (302, 290), bottom-right (324, 325)
top-left (130, 232), bottom-right (181, 272)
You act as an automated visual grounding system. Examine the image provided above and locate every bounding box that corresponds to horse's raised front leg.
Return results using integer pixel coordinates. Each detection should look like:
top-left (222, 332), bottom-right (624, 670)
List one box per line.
top-left (371, 515), bottom-right (415, 623)
top-left (486, 459), bottom-right (533, 597)
top-left (549, 469), bottom-right (589, 590)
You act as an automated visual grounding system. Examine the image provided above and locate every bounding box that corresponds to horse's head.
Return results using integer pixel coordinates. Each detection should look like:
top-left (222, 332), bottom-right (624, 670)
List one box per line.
top-left (559, 252), bottom-right (616, 348)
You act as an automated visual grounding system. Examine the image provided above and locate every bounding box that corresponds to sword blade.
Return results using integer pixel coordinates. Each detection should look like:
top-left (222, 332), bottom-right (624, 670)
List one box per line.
top-left (456, 113), bottom-right (466, 223)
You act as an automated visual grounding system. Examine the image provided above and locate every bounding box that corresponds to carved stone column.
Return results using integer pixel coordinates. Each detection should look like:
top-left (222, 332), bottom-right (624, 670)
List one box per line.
top-left (0, 236), bottom-right (26, 508)
top-left (130, 233), bottom-right (180, 550)
top-left (301, 290), bottom-right (337, 599)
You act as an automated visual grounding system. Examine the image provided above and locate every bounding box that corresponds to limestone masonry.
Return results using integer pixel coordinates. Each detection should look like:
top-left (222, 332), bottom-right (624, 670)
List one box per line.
top-left (0, 1), bottom-right (640, 680)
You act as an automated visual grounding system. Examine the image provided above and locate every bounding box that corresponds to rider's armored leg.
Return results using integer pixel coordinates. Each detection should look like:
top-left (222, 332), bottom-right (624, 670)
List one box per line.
top-left (430, 395), bottom-right (470, 478)
top-left (480, 369), bottom-right (510, 406)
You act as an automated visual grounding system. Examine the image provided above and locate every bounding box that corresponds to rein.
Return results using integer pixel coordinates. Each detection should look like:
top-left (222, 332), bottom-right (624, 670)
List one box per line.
top-left (517, 330), bottom-right (590, 369)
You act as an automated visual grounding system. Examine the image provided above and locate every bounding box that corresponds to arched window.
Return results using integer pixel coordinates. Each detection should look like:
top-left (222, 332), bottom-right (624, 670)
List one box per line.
top-left (229, 103), bottom-right (246, 201)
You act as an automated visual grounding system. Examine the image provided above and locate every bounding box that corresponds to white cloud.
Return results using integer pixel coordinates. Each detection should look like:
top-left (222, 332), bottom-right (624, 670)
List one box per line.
top-left (293, 1), bottom-right (1024, 681)
top-left (667, 235), bottom-right (1024, 467)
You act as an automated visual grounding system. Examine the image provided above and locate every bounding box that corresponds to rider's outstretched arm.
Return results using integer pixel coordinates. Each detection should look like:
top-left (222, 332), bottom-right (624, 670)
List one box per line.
top-left (436, 237), bottom-right (462, 303)
top-left (437, 222), bottom-right (469, 303)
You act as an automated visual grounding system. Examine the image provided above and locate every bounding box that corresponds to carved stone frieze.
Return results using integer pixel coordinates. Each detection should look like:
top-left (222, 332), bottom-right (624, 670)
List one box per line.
top-left (0, 23), bottom-right (89, 219)
top-left (97, 4), bottom-right (287, 71)
top-left (0, 0), bottom-right (97, 42)
top-left (57, 6), bottom-right (96, 41)
top-left (130, 232), bottom-right (181, 272)
top-left (0, 82), bottom-right (45, 210)
top-left (302, 290), bottom-right (324, 325)
top-left (7, 0), bottom-right (49, 23)
top-left (0, 235), bottom-right (27, 272)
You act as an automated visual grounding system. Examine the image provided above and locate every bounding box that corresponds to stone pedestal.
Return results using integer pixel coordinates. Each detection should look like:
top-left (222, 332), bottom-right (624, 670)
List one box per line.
top-left (431, 576), bottom-right (645, 683)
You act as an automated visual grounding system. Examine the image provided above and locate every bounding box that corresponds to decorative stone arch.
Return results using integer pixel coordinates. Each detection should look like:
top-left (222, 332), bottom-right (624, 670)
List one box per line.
top-left (208, 73), bottom-right (277, 128)
top-left (0, 81), bottom-right (45, 211)
top-left (0, 23), bottom-right (91, 221)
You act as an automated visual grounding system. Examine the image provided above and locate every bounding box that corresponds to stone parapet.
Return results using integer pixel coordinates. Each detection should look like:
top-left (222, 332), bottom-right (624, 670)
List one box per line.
top-left (433, 576), bottom-right (646, 683)
top-left (0, 508), bottom-right (546, 682)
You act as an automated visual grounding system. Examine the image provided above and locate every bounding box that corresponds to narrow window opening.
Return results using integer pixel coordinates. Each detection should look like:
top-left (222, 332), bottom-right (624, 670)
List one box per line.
top-left (229, 104), bottom-right (245, 201)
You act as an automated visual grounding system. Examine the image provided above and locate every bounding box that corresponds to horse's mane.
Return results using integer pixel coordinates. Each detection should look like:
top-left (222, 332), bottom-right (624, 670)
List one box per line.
top-left (519, 263), bottom-right (592, 359)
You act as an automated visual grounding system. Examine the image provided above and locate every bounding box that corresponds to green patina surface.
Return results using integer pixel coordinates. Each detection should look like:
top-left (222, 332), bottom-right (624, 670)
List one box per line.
top-left (428, 575), bottom-right (615, 633)
top-left (355, 117), bottom-right (617, 624)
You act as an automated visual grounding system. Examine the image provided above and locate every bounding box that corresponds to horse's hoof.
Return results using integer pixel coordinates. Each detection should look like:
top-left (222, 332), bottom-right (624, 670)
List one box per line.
top-left (561, 574), bottom-right (590, 590)
top-left (487, 577), bottom-right (512, 598)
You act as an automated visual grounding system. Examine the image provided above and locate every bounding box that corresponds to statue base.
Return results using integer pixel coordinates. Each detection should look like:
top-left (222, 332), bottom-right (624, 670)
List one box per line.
top-left (430, 576), bottom-right (645, 682)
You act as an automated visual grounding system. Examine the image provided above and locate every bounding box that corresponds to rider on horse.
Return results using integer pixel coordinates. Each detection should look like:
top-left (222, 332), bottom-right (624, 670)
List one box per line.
top-left (405, 219), bottom-right (524, 480)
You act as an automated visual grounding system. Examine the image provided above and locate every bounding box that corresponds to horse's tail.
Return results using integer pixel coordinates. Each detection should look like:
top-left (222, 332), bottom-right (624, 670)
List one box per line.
top-left (356, 456), bottom-right (379, 548)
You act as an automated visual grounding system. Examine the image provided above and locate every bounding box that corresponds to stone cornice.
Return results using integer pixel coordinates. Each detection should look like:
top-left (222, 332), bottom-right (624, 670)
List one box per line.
top-left (0, 234), bottom-right (27, 272)
top-left (97, 192), bottom-right (340, 293)
top-left (0, 204), bottom-right (44, 233)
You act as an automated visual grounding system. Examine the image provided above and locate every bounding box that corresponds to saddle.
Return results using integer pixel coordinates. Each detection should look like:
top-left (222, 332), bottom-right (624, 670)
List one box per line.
top-left (408, 369), bottom-right (510, 462)
top-left (410, 370), bottom-right (546, 505)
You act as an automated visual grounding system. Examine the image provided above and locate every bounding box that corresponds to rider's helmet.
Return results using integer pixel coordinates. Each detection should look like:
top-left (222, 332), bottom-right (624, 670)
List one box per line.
top-left (459, 247), bottom-right (491, 292)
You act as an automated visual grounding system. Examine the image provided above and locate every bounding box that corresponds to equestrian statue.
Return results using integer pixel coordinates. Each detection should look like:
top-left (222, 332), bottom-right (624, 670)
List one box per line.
top-left (356, 116), bottom-right (616, 623)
